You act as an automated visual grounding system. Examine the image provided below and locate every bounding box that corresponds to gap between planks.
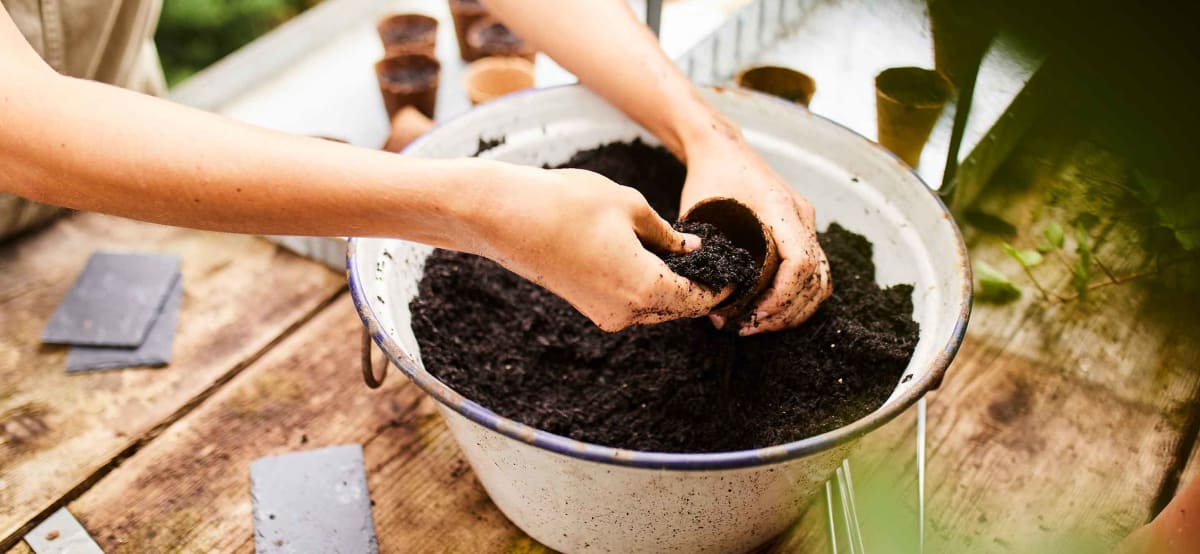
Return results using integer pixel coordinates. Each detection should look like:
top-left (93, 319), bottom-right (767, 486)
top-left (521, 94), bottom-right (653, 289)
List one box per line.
top-left (0, 286), bottom-right (347, 551)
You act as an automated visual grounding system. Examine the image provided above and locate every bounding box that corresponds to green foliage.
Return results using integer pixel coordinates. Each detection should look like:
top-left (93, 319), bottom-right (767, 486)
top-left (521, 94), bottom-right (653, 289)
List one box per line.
top-left (1132, 170), bottom-right (1200, 252)
top-left (1072, 222), bottom-right (1094, 299)
top-left (155, 0), bottom-right (323, 86)
top-left (1037, 222), bottom-right (1064, 252)
top-left (974, 260), bottom-right (1021, 304)
top-left (1003, 242), bottom-right (1044, 268)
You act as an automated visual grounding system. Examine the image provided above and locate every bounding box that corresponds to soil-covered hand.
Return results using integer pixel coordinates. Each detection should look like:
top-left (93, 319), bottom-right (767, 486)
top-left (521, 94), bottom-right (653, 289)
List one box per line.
top-left (681, 124), bottom-right (832, 335)
top-left (466, 166), bottom-right (731, 331)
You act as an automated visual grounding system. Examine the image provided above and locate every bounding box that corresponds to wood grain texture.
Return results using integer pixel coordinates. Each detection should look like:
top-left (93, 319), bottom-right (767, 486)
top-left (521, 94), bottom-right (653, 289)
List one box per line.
top-left (0, 213), bottom-right (344, 549)
top-left (64, 296), bottom-right (543, 553)
top-left (768, 116), bottom-right (1200, 553)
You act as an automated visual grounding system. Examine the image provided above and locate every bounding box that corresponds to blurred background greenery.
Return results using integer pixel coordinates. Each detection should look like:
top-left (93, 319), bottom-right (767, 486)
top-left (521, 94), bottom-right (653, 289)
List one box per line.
top-left (155, 0), bottom-right (324, 86)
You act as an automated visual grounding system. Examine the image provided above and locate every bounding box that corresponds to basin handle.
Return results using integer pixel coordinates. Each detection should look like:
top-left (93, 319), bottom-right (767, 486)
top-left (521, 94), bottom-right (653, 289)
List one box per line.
top-left (361, 328), bottom-right (389, 389)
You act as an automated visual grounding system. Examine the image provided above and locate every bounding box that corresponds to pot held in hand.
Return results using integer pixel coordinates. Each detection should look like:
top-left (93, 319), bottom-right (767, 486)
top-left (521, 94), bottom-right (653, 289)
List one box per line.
top-left (874, 67), bottom-right (953, 167)
top-left (681, 197), bottom-right (780, 320)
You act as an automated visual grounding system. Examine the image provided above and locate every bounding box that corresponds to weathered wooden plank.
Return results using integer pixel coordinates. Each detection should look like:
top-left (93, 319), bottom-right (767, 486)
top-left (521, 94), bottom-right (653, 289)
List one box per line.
top-left (4, 542), bottom-right (32, 554)
top-left (62, 296), bottom-right (541, 553)
top-left (0, 213), bottom-right (344, 548)
top-left (769, 116), bottom-right (1200, 552)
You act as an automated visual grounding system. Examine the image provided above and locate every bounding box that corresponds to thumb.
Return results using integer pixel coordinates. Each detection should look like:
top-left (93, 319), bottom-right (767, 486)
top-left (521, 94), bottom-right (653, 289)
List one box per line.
top-left (632, 205), bottom-right (701, 255)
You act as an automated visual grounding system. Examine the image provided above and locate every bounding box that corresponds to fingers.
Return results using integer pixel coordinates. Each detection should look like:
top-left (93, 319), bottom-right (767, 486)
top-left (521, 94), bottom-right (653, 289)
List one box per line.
top-left (740, 248), bottom-right (831, 335)
top-left (739, 190), bottom-right (832, 335)
top-left (629, 195), bottom-right (700, 255)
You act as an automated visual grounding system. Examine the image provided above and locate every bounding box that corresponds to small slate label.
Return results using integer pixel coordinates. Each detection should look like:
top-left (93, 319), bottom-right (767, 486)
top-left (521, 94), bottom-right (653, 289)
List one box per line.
top-left (42, 252), bottom-right (181, 347)
top-left (250, 444), bottom-right (378, 554)
top-left (65, 277), bottom-right (183, 372)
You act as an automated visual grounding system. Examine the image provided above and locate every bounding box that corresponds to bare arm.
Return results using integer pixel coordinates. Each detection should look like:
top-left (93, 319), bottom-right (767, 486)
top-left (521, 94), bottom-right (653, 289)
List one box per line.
top-left (486, 0), bottom-right (833, 334)
top-left (0, 7), bottom-right (724, 330)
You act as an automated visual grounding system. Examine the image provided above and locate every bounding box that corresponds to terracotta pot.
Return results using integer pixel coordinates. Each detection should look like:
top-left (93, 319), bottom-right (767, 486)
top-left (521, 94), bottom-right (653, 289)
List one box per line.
top-left (375, 53), bottom-right (441, 119)
top-left (467, 17), bottom-right (535, 63)
top-left (464, 57), bottom-right (535, 105)
top-left (382, 106), bottom-right (435, 153)
top-left (874, 67), bottom-right (952, 167)
top-left (448, 0), bottom-right (488, 61)
top-left (734, 65), bottom-right (817, 106)
top-left (377, 13), bottom-right (438, 57)
top-left (681, 197), bottom-right (780, 320)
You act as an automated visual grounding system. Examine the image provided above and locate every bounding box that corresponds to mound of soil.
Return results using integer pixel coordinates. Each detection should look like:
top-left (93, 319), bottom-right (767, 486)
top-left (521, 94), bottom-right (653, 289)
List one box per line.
top-left (661, 220), bottom-right (758, 295)
top-left (410, 140), bottom-right (919, 452)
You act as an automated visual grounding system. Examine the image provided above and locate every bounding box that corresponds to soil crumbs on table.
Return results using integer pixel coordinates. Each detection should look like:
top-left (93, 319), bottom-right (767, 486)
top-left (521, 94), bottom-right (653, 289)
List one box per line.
top-left (411, 140), bottom-right (919, 452)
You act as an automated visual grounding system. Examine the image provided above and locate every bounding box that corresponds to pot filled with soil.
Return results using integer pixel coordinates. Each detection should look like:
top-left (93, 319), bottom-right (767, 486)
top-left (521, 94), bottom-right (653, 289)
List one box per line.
top-left (448, 0), bottom-right (487, 61)
top-left (466, 17), bottom-right (536, 62)
top-left (874, 66), bottom-right (953, 167)
top-left (375, 53), bottom-right (440, 119)
top-left (734, 65), bottom-right (817, 106)
top-left (376, 13), bottom-right (438, 57)
top-left (348, 86), bottom-right (970, 553)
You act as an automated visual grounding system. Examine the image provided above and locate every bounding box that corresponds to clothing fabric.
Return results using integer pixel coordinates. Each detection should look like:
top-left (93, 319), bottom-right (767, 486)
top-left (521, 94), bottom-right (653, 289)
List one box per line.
top-left (1, 0), bottom-right (165, 240)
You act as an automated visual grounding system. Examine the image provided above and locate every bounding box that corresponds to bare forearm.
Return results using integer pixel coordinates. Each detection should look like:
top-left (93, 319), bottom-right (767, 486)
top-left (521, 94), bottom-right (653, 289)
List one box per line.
top-left (484, 0), bottom-right (735, 160)
top-left (0, 69), bottom-right (512, 249)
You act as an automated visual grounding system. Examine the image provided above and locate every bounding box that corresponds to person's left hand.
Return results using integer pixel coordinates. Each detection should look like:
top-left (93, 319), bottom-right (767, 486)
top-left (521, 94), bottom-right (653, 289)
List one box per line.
top-left (679, 124), bottom-right (832, 335)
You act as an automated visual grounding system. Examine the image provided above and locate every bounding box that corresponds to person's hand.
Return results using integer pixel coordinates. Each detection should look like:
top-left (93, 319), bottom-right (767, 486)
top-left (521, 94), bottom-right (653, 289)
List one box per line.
top-left (465, 165), bottom-right (731, 331)
top-left (679, 119), bottom-right (832, 335)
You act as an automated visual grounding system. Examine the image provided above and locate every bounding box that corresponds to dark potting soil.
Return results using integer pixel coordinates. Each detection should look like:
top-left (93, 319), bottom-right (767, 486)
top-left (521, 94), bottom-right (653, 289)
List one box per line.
top-left (411, 140), bottom-right (919, 452)
top-left (476, 23), bottom-right (523, 48)
top-left (382, 23), bottom-right (434, 45)
top-left (383, 65), bottom-right (437, 87)
top-left (661, 221), bottom-right (758, 296)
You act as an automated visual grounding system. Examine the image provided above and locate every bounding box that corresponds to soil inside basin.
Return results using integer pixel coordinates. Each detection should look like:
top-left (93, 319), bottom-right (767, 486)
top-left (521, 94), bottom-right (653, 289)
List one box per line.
top-left (410, 140), bottom-right (919, 453)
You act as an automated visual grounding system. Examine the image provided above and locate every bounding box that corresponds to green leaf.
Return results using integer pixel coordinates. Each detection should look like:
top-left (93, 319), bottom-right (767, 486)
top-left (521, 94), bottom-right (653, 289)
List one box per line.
top-left (1131, 169), bottom-right (1164, 205)
top-left (1003, 243), bottom-right (1044, 268)
top-left (1044, 222), bottom-right (1065, 249)
top-left (1073, 223), bottom-right (1093, 299)
top-left (974, 261), bottom-right (1021, 304)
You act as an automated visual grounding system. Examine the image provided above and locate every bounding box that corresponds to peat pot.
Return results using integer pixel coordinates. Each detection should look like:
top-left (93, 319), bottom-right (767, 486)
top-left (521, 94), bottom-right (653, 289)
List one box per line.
top-left (348, 86), bottom-right (971, 553)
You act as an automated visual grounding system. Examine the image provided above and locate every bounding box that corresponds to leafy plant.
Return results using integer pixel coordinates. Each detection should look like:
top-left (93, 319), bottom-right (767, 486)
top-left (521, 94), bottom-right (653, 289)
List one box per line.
top-left (156, 0), bottom-right (324, 86)
top-left (1132, 170), bottom-right (1200, 252)
top-left (974, 260), bottom-right (1021, 304)
top-left (1037, 222), bottom-right (1064, 252)
top-left (1072, 222), bottom-right (1094, 299)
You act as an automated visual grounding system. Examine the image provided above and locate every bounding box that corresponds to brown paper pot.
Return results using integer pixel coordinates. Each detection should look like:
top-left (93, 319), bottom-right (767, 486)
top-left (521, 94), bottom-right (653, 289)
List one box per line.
top-left (467, 17), bottom-right (536, 63)
top-left (465, 57), bottom-right (535, 105)
top-left (377, 13), bottom-right (438, 57)
top-left (928, 0), bottom-right (992, 89)
top-left (734, 65), bottom-right (817, 106)
top-left (681, 197), bottom-right (780, 320)
top-left (449, 0), bottom-right (488, 61)
top-left (382, 106), bottom-right (435, 153)
top-left (376, 53), bottom-right (441, 119)
top-left (875, 67), bottom-right (952, 167)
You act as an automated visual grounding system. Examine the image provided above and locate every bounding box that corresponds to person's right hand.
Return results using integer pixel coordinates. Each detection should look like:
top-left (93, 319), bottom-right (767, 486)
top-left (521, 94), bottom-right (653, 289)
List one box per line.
top-left (463, 165), bottom-right (731, 331)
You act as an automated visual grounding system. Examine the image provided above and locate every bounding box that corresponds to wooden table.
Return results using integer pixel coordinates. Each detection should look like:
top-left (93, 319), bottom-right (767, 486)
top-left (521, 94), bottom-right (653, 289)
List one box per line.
top-left (3, 119), bottom-right (1199, 553)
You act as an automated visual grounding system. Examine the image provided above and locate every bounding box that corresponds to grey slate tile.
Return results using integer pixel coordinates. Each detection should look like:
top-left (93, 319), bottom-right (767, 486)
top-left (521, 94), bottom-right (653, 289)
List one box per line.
top-left (41, 252), bottom-right (181, 347)
top-left (250, 444), bottom-right (378, 554)
top-left (65, 277), bottom-right (183, 372)
top-left (24, 507), bottom-right (104, 554)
